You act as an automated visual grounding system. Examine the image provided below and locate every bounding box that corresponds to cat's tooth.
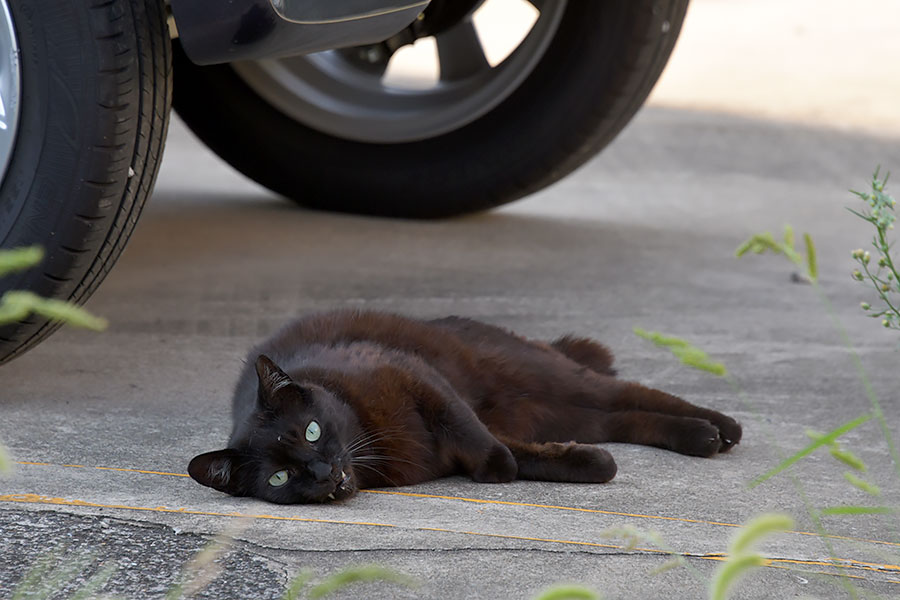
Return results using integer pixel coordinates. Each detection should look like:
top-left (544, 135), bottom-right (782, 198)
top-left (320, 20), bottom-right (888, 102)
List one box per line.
top-left (328, 493), bottom-right (335, 500)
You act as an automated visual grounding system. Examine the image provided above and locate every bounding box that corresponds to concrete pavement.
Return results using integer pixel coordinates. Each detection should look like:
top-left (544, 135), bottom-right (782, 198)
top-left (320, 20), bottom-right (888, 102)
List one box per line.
top-left (2, 0), bottom-right (900, 597)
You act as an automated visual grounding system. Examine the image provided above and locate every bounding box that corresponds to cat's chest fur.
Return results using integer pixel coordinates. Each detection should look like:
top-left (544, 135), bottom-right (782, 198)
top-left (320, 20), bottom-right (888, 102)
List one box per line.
top-left (231, 340), bottom-right (467, 487)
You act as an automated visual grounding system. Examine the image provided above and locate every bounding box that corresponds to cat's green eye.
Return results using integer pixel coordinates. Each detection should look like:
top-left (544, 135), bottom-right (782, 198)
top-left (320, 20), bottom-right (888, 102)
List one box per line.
top-left (305, 420), bottom-right (321, 442)
top-left (268, 469), bottom-right (289, 487)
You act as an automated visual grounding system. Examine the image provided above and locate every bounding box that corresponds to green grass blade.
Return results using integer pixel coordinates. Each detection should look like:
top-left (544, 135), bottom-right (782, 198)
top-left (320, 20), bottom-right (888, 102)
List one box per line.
top-left (14, 551), bottom-right (94, 600)
top-left (749, 413), bottom-right (873, 488)
top-left (783, 225), bottom-right (795, 250)
top-left (728, 513), bottom-right (794, 555)
top-left (11, 549), bottom-right (61, 600)
top-left (755, 232), bottom-right (782, 253)
top-left (0, 294), bottom-right (32, 325)
top-left (0, 246), bottom-right (44, 277)
top-left (734, 238), bottom-right (755, 258)
top-left (165, 532), bottom-right (236, 600)
top-left (0, 292), bottom-right (108, 331)
top-left (281, 570), bottom-right (314, 600)
top-left (818, 505), bottom-right (894, 516)
top-left (633, 328), bottom-right (727, 377)
top-left (31, 297), bottom-right (108, 330)
top-left (804, 429), bottom-right (827, 442)
top-left (735, 232), bottom-right (783, 257)
top-left (649, 556), bottom-right (686, 576)
top-left (709, 553), bottom-right (765, 600)
top-left (0, 443), bottom-right (11, 475)
top-left (533, 585), bottom-right (601, 600)
top-left (843, 472), bottom-right (881, 496)
top-left (804, 233), bottom-right (818, 282)
top-left (70, 562), bottom-right (118, 600)
top-left (845, 207), bottom-right (870, 220)
top-left (829, 447), bottom-right (866, 471)
top-left (673, 346), bottom-right (728, 376)
top-left (308, 566), bottom-right (416, 599)
top-left (633, 328), bottom-right (690, 348)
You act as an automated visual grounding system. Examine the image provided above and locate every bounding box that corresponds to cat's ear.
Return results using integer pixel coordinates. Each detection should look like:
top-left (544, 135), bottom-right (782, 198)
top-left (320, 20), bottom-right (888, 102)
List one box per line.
top-left (188, 449), bottom-right (250, 495)
top-left (256, 354), bottom-right (293, 409)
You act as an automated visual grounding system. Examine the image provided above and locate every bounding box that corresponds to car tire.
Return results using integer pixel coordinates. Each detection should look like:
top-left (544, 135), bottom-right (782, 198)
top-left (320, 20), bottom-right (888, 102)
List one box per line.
top-left (172, 0), bottom-right (688, 219)
top-left (0, 0), bottom-right (171, 364)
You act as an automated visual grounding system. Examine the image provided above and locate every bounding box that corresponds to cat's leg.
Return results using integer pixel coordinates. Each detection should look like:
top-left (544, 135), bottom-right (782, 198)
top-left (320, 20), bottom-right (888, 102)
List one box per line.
top-left (595, 411), bottom-right (726, 457)
top-left (550, 336), bottom-right (617, 376)
top-left (497, 436), bottom-right (617, 483)
top-left (603, 382), bottom-right (742, 451)
top-left (419, 395), bottom-right (519, 483)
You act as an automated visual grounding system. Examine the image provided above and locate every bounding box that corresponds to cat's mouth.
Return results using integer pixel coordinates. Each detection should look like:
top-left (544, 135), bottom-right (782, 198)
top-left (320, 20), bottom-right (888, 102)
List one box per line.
top-left (326, 470), bottom-right (355, 502)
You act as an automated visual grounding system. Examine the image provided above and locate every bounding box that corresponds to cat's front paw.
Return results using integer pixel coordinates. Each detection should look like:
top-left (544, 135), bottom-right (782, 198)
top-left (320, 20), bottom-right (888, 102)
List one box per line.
top-left (472, 444), bottom-right (518, 483)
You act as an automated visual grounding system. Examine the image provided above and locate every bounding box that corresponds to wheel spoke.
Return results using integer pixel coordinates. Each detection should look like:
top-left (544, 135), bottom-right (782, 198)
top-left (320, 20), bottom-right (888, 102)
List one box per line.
top-left (435, 19), bottom-right (490, 82)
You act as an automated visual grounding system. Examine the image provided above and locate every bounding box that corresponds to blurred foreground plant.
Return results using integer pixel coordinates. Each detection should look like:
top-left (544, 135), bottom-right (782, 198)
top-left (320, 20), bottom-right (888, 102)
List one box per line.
top-left (709, 514), bottom-right (794, 600)
top-left (10, 546), bottom-right (118, 600)
top-left (635, 170), bottom-right (900, 597)
top-left (0, 246), bottom-right (107, 330)
top-left (848, 168), bottom-right (899, 331)
top-left (0, 246), bottom-right (109, 477)
top-left (734, 224), bottom-right (817, 283)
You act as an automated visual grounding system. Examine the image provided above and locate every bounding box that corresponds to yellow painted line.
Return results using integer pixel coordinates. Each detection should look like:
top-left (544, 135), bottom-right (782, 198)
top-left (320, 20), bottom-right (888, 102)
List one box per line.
top-left (364, 489), bottom-right (743, 527)
top-left (0, 493), bottom-right (396, 529)
top-left (16, 461), bottom-right (190, 478)
top-left (1, 493), bottom-right (897, 583)
top-left (94, 466), bottom-right (190, 477)
top-left (843, 558), bottom-right (900, 572)
top-left (416, 530), bottom-right (877, 580)
top-left (362, 489), bottom-right (900, 551)
top-left (13, 460), bottom-right (900, 552)
top-left (696, 555), bottom-right (869, 580)
top-left (420, 528), bottom-right (899, 578)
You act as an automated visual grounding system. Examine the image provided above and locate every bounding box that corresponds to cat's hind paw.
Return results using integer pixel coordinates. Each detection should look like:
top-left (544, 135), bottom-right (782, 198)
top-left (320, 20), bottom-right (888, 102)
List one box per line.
top-left (670, 419), bottom-right (723, 458)
top-left (557, 443), bottom-right (617, 483)
top-left (714, 416), bottom-right (742, 452)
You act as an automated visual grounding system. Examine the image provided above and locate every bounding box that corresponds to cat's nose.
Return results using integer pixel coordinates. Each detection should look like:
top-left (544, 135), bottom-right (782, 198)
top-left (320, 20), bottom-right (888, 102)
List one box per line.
top-left (308, 460), bottom-right (332, 483)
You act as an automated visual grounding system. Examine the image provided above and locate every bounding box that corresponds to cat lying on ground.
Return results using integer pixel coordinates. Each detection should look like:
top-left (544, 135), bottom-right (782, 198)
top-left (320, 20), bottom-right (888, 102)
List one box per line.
top-left (189, 310), bottom-right (741, 503)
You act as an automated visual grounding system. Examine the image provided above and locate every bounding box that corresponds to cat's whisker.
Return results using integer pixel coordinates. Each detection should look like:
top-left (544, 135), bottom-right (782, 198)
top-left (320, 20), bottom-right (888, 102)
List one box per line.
top-left (345, 428), bottom-right (394, 451)
top-left (348, 432), bottom-right (429, 473)
top-left (347, 427), bottom-right (431, 458)
top-left (345, 432), bottom-right (387, 455)
top-left (351, 463), bottom-right (403, 488)
top-left (352, 453), bottom-right (425, 473)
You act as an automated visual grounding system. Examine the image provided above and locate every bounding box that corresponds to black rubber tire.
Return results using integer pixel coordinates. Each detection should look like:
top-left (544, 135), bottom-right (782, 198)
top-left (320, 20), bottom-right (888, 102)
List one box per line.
top-left (0, 0), bottom-right (172, 364)
top-left (173, 0), bottom-right (687, 219)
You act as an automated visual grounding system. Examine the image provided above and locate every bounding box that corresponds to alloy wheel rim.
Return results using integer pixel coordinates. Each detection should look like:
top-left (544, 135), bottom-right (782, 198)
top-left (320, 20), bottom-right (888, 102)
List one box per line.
top-left (0, 0), bottom-right (20, 184)
top-left (232, 0), bottom-right (567, 144)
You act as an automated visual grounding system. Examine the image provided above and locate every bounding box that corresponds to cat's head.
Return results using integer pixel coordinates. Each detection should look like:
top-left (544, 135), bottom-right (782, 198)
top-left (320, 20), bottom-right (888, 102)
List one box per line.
top-left (188, 355), bottom-right (358, 504)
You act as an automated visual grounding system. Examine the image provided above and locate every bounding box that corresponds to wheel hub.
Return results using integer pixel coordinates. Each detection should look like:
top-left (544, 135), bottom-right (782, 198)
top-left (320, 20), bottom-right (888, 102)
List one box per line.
top-left (232, 0), bottom-right (566, 144)
top-left (0, 0), bottom-right (21, 184)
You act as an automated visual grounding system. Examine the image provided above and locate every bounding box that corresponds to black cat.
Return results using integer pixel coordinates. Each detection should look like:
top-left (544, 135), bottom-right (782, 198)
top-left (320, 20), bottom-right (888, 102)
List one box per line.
top-left (189, 310), bottom-right (742, 503)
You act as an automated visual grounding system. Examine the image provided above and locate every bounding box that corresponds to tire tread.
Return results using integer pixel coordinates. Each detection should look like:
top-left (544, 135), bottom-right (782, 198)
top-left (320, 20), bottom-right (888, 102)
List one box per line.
top-left (0, 0), bottom-right (172, 363)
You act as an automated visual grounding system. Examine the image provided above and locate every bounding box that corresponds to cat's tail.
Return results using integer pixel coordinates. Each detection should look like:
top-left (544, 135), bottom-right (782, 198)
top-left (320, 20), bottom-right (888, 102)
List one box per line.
top-left (551, 336), bottom-right (617, 376)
